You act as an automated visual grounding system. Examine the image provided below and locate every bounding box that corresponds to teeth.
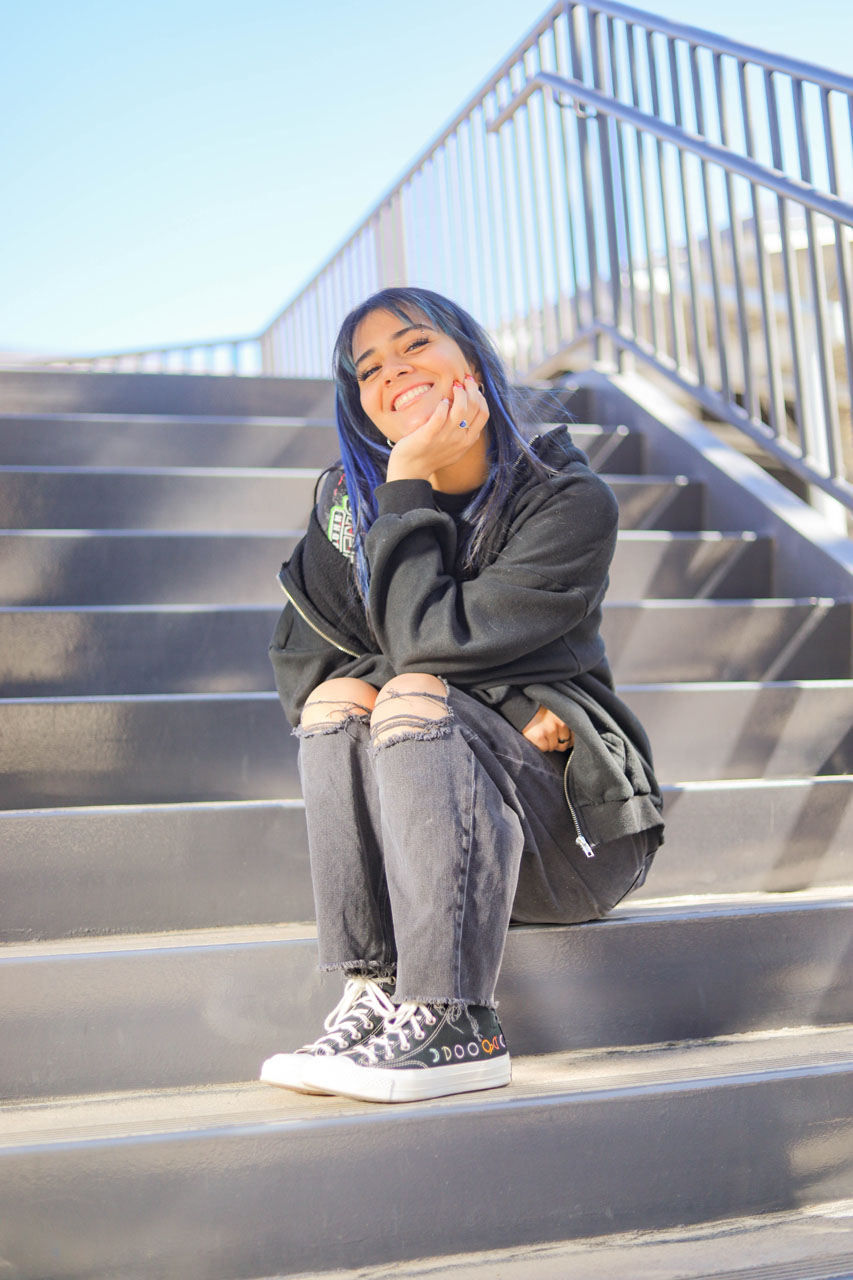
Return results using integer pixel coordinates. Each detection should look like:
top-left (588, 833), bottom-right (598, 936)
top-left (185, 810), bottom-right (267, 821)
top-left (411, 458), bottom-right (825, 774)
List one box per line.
top-left (394, 384), bottom-right (431, 410)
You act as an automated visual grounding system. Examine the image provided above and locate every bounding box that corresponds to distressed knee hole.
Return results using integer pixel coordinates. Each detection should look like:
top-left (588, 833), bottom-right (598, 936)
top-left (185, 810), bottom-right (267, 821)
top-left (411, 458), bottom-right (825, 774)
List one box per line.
top-left (297, 697), bottom-right (373, 738)
top-left (370, 678), bottom-right (453, 751)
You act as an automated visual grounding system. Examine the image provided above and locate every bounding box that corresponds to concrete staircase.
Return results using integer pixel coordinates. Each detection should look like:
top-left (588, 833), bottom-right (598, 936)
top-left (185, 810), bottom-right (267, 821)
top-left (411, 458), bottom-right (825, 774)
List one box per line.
top-left (1, 368), bottom-right (852, 1279)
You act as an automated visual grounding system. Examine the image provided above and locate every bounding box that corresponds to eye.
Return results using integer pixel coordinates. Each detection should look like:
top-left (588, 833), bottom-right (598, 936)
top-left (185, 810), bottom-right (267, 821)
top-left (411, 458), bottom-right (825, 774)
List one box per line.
top-left (406, 336), bottom-right (429, 353)
top-left (358, 364), bottom-right (379, 383)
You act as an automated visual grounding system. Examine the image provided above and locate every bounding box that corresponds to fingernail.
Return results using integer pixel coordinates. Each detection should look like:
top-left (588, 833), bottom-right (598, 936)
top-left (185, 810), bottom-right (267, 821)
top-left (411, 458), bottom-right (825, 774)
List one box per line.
top-left (452, 380), bottom-right (464, 389)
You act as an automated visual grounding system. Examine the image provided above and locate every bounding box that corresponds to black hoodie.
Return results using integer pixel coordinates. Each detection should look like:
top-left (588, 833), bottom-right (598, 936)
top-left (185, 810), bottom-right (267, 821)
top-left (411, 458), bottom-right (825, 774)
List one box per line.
top-left (270, 428), bottom-right (664, 850)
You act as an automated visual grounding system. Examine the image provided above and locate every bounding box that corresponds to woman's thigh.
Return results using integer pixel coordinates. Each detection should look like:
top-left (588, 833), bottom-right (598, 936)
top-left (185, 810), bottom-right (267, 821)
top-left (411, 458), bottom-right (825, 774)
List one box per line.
top-left (446, 686), bottom-right (657, 925)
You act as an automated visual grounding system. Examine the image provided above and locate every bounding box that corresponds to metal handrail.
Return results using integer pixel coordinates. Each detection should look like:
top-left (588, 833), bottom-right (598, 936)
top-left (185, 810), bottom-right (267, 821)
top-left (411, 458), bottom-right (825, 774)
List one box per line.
top-left (489, 73), bottom-right (853, 226)
top-left (10, 0), bottom-right (853, 517)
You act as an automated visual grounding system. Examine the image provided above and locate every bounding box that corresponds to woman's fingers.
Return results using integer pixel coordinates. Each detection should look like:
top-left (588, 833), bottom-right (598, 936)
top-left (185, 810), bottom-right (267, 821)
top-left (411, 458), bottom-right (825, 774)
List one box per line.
top-left (522, 705), bottom-right (574, 753)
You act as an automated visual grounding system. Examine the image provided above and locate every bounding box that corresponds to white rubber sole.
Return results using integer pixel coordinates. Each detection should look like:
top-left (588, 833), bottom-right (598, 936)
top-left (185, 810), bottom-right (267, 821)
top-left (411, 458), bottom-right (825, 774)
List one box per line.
top-left (259, 1053), bottom-right (332, 1096)
top-left (301, 1054), bottom-right (512, 1103)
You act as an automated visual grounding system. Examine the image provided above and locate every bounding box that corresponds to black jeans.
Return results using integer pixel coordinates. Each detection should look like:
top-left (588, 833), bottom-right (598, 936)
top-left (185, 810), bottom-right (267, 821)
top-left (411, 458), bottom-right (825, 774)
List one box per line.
top-left (298, 684), bottom-right (658, 1008)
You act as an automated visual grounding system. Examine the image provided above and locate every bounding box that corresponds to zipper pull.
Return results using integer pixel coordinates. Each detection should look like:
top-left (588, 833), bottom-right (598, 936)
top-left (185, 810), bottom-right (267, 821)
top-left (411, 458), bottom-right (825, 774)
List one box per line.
top-left (576, 834), bottom-right (596, 859)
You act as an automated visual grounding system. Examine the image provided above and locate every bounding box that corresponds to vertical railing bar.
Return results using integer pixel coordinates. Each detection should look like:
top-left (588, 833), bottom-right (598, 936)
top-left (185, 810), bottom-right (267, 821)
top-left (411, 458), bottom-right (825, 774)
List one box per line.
top-left (647, 30), bottom-right (687, 370)
top-left (589, 8), bottom-right (623, 361)
top-left (534, 32), bottom-right (565, 351)
top-left (608, 15), bottom-right (639, 341)
top-left (511, 97), bottom-right (540, 370)
top-left (538, 26), bottom-right (571, 346)
top-left (449, 128), bottom-right (474, 311)
top-left (486, 88), bottom-right (514, 351)
top-left (480, 97), bottom-right (510, 334)
top-left (466, 120), bottom-right (488, 322)
top-left (765, 68), bottom-right (809, 455)
top-left (493, 77), bottom-right (522, 377)
top-left (524, 42), bottom-right (553, 360)
top-left (714, 52), bottom-right (756, 420)
top-left (569, 2), bottom-right (602, 354)
top-left (822, 88), bottom-right (853, 441)
top-left (739, 61), bottom-right (785, 439)
top-left (626, 21), bottom-right (660, 353)
top-left (667, 34), bottom-right (707, 386)
top-left (690, 43), bottom-right (730, 400)
top-left (553, 11), bottom-right (584, 335)
top-left (792, 76), bottom-right (841, 473)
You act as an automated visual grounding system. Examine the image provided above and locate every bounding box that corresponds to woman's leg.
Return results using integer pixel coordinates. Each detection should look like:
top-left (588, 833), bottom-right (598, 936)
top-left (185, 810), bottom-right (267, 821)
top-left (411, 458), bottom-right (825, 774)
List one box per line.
top-left (296, 677), bottom-right (398, 975)
top-left (369, 673), bottom-right (525, 1010)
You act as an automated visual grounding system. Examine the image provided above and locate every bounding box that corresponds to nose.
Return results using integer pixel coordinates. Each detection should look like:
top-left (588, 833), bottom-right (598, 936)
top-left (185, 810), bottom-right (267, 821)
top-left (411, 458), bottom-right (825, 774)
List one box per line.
top-left (383, 358), bottom-right (414, 383)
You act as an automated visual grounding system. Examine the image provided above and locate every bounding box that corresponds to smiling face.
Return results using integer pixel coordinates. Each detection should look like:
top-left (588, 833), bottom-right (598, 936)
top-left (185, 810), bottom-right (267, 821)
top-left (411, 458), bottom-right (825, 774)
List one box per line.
top-left (352, 308), bottom-right (478, 442)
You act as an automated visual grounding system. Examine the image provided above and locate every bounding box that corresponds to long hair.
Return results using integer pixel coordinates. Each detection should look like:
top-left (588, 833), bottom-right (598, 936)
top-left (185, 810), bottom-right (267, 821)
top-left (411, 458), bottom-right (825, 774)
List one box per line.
top-left (331, 287), bottom-right (549, 602)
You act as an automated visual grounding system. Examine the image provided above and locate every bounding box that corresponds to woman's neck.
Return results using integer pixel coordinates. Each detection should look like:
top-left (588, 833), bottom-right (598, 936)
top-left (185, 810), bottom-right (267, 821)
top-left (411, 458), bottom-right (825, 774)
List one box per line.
top-left (428, 430), bottom-right (490, 494)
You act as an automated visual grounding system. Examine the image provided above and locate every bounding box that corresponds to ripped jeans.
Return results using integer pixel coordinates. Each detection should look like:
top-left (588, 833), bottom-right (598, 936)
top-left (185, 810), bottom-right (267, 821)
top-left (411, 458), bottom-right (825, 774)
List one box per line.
top-left (297, 679), bottom-right (657, 1010)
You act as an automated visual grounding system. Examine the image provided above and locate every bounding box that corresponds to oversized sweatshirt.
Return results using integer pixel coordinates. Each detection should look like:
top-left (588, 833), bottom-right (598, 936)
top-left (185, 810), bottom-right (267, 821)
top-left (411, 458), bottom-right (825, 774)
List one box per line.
top-left (270, 427), bottom-right (665, 851)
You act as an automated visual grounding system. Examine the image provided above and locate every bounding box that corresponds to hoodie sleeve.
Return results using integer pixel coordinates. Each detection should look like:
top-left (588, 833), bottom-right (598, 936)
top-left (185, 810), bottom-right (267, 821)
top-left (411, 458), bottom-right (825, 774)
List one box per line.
top-left (364, 462), bottom-right (619, 685)
top-left (268, 603), bottom-right (395, 727)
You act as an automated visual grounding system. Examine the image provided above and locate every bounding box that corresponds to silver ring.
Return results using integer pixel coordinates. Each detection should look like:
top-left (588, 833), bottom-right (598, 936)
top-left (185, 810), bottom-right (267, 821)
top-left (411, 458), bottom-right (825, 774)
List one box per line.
top-left (458, 419), bottom-right (469, 430)
top-left (557, 737), bottom-right (569, 744)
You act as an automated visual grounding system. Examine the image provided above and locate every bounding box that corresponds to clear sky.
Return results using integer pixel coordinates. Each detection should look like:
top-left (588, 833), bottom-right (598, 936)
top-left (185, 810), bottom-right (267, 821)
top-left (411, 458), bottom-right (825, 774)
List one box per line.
top-left (2, 0), bottom-right (851, 357)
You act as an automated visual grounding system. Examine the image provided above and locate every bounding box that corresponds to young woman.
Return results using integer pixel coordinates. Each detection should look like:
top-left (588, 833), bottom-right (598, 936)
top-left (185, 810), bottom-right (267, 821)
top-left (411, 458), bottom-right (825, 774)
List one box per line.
top-left (260, 287), bottom-right (664, 1104)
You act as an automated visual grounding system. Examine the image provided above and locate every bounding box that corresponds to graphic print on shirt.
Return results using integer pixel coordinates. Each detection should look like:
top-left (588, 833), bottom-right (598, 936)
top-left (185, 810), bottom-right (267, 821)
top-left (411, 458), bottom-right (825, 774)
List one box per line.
top-left (326, 474), bottom-right (355, 562)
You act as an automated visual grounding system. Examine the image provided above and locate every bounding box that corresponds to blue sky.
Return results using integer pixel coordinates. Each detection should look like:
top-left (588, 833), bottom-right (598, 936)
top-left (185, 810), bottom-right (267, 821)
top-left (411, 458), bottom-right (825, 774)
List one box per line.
top-left (2, 0), bottom-right (851, 356)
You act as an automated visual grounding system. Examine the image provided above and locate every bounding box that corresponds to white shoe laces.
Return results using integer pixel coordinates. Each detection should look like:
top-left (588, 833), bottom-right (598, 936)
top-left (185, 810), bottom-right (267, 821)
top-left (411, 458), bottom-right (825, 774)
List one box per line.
top-left (300, 977), bottom-right (396, 1055)
top-left (356, 1002), bottom-right (438, 1064)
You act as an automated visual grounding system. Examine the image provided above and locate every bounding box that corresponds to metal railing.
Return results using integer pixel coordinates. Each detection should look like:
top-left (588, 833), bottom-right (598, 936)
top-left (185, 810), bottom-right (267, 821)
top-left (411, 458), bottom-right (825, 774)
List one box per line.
top-left (252, 0), bottom-right (853, 509)
top-left (9, 1), bottom-right (853, 509)
top-left (4, 335), bottom-right (262, 376)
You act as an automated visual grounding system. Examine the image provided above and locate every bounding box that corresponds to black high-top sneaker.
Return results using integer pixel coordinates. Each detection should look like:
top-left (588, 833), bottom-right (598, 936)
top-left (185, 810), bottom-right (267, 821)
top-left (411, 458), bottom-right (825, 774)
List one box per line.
top-left (260, 975), bottom-right (396, 1094)
top-left (300, 1001), bottom-right (511, 1103)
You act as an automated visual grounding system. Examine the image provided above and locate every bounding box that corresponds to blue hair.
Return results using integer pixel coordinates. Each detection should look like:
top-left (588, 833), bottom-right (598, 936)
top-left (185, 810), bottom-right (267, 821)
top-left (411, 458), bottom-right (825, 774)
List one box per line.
top-left (331, 287), bottom-right (550, 603)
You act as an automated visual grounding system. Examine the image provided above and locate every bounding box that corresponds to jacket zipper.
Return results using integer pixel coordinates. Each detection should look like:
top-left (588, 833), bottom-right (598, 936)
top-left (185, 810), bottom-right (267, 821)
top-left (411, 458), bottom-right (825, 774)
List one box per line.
top-left (278, 578), bottom-right (361, 658)
top-left (563, 747), bottom-right (596, 859)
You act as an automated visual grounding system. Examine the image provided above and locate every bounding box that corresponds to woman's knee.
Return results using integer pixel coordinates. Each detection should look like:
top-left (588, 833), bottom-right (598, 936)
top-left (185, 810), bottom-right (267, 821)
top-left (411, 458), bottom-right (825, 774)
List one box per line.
top-left (300, 678), bottom-right (378, 732)
top-left (370, 673), bottom-right (452, 747)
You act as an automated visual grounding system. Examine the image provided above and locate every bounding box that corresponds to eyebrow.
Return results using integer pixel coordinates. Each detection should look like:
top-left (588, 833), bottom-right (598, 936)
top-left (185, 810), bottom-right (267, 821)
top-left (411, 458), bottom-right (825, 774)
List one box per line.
top-left (353, 324), bottom-right (430, 369)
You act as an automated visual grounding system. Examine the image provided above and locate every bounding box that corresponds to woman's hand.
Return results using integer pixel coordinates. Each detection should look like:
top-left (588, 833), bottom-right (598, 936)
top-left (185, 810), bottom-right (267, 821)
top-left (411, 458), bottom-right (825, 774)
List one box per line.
top-left (386, 374), bottom-right (489, 484)
top-left (522, 705), bottom-right (574, 753)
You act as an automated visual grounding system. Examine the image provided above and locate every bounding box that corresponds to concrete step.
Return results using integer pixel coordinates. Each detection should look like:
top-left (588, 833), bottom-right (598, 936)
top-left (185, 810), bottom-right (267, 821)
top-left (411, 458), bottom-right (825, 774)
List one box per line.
top-left (0, 369), bottom-right (576, 421)
top-left (0, 369), bottom-right (340, 418)
top-left (1, 890), bottom-right (851, 1098)
top-left (0, 466), bottom-right (705, 531)
top-left (0, 529), bottom-right (774, 606)
top-left (3, 597), bottom-right (845, 698)
top-left (0, 415), bottom-right (643, 473)
top-left (294, 1200), bottom-right (853, 1280)
top-left (2, 681), bottom-right (852, 809)
top-left (0, 1026), bottom-right (851, 1277)
top-left (3, 779), bottom-right (852, 942)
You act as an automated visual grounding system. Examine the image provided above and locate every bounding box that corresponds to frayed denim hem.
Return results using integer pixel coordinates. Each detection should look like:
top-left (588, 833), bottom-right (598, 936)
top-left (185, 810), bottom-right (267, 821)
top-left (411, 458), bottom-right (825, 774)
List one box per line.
top-left (319, 959), bottom-right (397, 979)
top-left (293, 711), bottom-right (371, 739)
top-left (392, 993), bottom-right (498, 1013)
top-left (369, 714), bottom-right (455, 755)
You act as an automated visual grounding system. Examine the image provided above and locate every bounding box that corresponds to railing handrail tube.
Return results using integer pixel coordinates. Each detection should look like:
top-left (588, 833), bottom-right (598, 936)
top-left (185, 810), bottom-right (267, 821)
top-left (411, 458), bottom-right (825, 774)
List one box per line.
top-left (259, 0), bottom-right (853, 338)
top-left (574, 0), bottom-right (853, 96)
top-left (489, 71), bottom-right (853, 227)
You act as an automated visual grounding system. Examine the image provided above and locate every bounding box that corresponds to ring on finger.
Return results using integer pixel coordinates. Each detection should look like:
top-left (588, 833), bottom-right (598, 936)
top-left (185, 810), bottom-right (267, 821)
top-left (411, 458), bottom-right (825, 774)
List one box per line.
top-left (458, 419), bottom-right (469, 430)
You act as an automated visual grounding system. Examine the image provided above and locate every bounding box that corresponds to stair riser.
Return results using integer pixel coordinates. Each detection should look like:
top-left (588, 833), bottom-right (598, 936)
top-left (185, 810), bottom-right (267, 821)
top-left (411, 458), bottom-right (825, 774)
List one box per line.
top-left (1, 1064), bottom-right (851, 1280)
top-left (0, 371), bottom-right (576, 420)
top-left (0, 532), bottom-right (773, 606)
top-left (4, 600), bottom-right (846, 699)
top-left (4, 783), bottom-right (853, 941)
top-left (0, 471), bottom-right (703, 532)
top-left (1, 901), bottom-right (850, 1097)
top-left (3, 684), bottom-right (852, 810)
top-left (0, 419), bottom-right (641, 472)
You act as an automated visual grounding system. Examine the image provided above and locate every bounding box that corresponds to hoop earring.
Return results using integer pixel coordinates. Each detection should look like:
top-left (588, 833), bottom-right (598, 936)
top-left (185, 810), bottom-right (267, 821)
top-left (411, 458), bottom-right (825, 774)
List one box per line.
top-left (386, 437), bottom-right (394, 447)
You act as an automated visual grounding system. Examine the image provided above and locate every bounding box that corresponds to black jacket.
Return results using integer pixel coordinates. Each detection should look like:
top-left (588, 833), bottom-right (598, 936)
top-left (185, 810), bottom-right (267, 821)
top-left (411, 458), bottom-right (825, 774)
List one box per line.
top-left (270, 428), bottom-right (664, 850)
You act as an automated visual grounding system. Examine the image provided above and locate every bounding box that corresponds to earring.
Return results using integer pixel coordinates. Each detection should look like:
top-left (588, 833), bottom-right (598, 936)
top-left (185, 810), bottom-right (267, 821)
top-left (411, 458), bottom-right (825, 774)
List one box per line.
top-left (386, 437), bottom-right (394, 447)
